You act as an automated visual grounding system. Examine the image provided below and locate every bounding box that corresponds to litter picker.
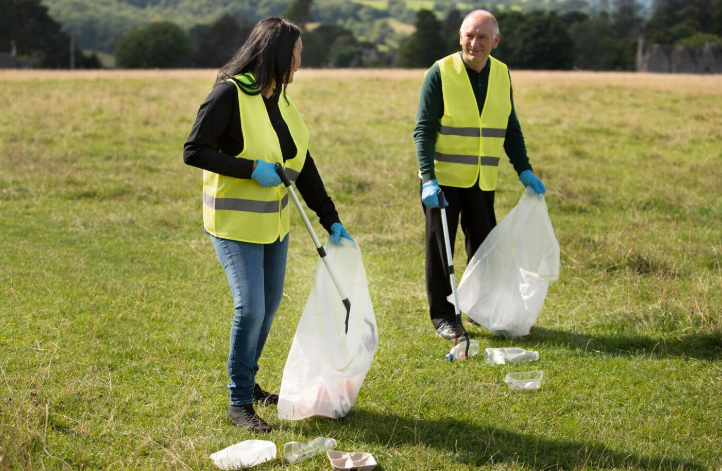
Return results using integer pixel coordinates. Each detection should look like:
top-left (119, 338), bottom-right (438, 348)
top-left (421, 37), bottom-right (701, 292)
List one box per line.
top-left (275, 163), bottom-right (352, 333)
top-left (438, 189), bottom-right (471, 357)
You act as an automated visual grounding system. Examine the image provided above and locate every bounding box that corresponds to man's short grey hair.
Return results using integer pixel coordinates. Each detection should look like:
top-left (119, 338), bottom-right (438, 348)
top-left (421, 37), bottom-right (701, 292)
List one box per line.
top-left (462, 10), bottom-right (500, 37)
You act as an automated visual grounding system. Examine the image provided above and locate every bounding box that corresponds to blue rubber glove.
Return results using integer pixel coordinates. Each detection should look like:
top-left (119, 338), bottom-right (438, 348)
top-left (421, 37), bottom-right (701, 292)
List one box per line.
top-left (519, 170), bottom-right (546, 195)
top-left (421, 180), bottom-right (448, 208)
top-left (251, 160), bottom-right (282, 187)
top-left (330, 223), bottom-right (354, 244)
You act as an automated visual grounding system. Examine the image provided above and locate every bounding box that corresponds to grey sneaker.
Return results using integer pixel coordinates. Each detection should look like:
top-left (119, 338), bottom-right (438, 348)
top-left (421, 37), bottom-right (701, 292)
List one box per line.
top-left (227, 404), bottom-right (271, 433)
top-left (435, 320), bottom-right (459, 340)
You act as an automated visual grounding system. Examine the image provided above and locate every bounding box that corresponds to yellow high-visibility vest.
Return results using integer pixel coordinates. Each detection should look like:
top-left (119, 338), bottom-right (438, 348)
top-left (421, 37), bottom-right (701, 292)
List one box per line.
top-left (434, 53), bottom-right (511, 191)
top-left (202, 74), bottom-right (309, 244)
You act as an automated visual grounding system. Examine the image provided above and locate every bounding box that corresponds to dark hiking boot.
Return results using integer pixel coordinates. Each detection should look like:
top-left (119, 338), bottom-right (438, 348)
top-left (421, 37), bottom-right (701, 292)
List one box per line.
top-left (253, 383), bottom-right (279, 405)
top-left (227, 404), bottom-right (271, 433)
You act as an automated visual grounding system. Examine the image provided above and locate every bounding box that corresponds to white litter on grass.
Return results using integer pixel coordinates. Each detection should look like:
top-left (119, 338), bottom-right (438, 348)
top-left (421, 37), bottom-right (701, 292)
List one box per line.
top-left (210, 440), bottom-right (276, 470)
top-left (504, 370), bottom-right (544, 391)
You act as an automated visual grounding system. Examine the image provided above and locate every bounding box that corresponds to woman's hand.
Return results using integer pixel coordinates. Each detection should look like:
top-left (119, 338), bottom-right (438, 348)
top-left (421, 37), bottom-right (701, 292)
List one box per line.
top-left (251, 159), bottom-right (282, 187)
top-left (330, 223), bottom-right (354, 245)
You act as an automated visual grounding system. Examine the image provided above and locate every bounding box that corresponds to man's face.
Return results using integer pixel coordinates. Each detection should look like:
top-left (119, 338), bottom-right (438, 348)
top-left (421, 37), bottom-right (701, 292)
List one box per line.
top-left (459, 14), bottom-right (500, 67)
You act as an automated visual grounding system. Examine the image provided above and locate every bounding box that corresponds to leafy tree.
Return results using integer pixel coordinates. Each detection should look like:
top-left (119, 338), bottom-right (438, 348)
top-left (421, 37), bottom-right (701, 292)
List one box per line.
top-left (441, 9), bottom-right (463, 54)
top-left (597, 37), bottom-right (637, 70)
top-left (310, 23), bottom-right (366, 67)
top-left (676, 31), bottom-right (722, 46)
top-left (714, 0), bottom-right (722, 35)
top-left (569, 17), bottom-right (615, 69)
top-left (114, 21), bottom-right (191, 69)
top-left (612, 0), bottom-right (641, 38)
top-left (0, 0), bottom-right (97, 68)
top-left (329, 35), bottom-right (363, 67)
top-left (567, 13), bottom-right (636, 70)
top-left (284, 0), bottom-right (313, 26)
top-left (516, 12), bottom-right (576, 69)
top-left (559, 10), bottom-right (590, 28)
top-left (646, 0), bottom-right (717, 43)
top-left (191, 15), bottom-right (253, 68)
top-left (398, 9), bottom-right (447, 68)
top-left (313, 23), bottom-right (356, 48)
top-left (495, 11), bottom-right (575, 70)
top-left (188, 23), bottom-right (211, 62)
top-left (299, 30), bottom-right (327, 67)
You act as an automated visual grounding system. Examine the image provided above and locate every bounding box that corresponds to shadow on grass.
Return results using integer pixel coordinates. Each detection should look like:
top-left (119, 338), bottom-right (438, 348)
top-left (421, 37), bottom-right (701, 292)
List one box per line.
top-left (338, 409), bottom-right (704, 470)
top-left (516, 327), bottom-right (722, 360)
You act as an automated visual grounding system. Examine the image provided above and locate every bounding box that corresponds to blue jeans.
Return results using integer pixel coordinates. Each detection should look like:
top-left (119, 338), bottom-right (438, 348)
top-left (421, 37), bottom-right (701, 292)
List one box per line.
top-left (210, 234), bottom-right (288, 406)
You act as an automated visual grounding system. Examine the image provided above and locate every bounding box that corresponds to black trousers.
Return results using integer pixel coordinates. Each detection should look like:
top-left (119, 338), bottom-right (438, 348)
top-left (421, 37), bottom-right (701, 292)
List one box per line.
top-left (422, 181), bottom-right (496, 329)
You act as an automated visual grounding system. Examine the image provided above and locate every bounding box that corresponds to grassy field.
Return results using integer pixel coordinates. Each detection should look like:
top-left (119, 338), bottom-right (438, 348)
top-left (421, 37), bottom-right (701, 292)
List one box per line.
top-left (1, 68), bottom-right (721, 470)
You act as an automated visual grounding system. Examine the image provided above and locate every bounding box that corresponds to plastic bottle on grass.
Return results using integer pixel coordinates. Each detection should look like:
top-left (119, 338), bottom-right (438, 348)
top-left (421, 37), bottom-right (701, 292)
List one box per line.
top-left (484, 348), bottom-right (539, 365)
top-left (210, 440), bottom-right (276, 470)
top-left (445, 339), bottom-right (480, 361)
top-left (283, 437), bottom-right (337, 464)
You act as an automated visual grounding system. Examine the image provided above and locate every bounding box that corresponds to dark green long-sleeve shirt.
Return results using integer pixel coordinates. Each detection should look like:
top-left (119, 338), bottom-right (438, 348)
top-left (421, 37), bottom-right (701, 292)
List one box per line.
top-left (413, 54), bottom-right (532, 183)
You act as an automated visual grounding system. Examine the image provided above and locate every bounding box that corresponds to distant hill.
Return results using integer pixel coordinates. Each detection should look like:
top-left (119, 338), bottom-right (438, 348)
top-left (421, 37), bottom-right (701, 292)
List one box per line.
top-left (41, 0), bottom-right (633, 53)
top-left (41, 0), bottom-right (292, 52)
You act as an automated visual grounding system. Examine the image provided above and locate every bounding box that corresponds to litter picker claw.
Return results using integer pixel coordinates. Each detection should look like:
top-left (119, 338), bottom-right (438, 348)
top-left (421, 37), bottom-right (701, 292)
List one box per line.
top-left (438, 189), bottom-right (471, 357)
top-left (275, 163), bottom-right (352, 333)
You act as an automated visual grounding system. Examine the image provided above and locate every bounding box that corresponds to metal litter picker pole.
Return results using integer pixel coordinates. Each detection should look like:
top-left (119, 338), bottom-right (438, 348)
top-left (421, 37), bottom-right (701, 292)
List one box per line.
top-left (438, 189), bottom-right (470, 357)
top-left (275, 163), bottom-right (351, 333)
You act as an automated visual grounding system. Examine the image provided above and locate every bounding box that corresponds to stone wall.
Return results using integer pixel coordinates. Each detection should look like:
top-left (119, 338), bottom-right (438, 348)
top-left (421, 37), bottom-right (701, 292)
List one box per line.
top-left (637, 36), bottom-right (722, 73)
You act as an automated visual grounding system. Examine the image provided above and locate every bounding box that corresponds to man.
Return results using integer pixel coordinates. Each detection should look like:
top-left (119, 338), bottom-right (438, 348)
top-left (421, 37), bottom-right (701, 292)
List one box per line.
top-left (414, 10), bottom-right (546, 340)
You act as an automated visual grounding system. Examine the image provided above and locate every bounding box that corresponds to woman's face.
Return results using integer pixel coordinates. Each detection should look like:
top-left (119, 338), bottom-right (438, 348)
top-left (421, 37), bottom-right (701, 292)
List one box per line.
top-left (288, 36), bottom-right (302, 83)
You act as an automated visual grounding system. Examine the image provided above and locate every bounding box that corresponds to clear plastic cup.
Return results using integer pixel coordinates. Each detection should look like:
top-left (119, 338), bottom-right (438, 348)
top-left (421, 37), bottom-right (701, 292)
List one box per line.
top-left (504, 370), bottom-right (544, 390)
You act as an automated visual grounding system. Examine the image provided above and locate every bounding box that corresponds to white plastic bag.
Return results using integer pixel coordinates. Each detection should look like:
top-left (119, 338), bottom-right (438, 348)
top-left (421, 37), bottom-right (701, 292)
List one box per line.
top-left (454, 188), bottom-right (560, 338)
top-left (210, 440), bottom-right (276, 470)
top-left (278, 238), bottom-right (378, 420)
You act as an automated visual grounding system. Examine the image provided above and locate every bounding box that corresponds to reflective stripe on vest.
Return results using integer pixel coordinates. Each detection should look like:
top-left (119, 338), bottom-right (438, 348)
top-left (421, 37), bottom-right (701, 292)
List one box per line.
top-left (203, 193), bottom-right (289, 213)
top-left (433, 53), bottom-right (511, 190)
top-left (437, 125), bottom-right (507, 138)
top-left (435, 153), bottom-right (500, 167)
top-left (202, 73), bottom-right (309, 244)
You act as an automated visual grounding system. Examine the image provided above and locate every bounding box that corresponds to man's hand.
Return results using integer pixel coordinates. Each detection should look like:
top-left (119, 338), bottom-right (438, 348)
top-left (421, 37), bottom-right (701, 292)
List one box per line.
top-left (519, 170), bottom-right (546, 195)
top-left (421, 180), bottom-right (448, 208)
top-left (251, 159), bottom-right (282, 187)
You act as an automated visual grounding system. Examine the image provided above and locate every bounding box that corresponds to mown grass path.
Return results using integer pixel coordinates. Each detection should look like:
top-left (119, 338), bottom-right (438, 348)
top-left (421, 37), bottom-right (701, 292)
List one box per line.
top-left (1, 70), bottom-right (720, 470)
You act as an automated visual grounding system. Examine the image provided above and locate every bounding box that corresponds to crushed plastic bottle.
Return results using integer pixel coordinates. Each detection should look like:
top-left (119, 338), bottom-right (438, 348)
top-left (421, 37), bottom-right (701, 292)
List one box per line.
top-left (210, 440), bottom-right (276, 470)
top-left (484, 347), bottom-right (539, 365)
top-left (283, 437), bottom-right (337, 464)
top-left (445, 339), bottom-right (480, 361)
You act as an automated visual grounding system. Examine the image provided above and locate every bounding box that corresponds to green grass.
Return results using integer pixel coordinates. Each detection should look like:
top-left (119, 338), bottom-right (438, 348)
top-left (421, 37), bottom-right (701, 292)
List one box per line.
top-left (1, 69), bottom-right (721, 470)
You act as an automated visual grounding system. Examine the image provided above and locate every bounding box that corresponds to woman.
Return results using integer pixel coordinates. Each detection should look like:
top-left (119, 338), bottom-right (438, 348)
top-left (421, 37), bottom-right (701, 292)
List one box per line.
top-left (183, 17), bottom-right (353, 433)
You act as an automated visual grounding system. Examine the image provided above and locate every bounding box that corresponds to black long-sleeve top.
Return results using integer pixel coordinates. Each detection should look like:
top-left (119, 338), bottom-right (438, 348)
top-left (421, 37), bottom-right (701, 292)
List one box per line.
top-left (184, 80), bottom-right (341, 233)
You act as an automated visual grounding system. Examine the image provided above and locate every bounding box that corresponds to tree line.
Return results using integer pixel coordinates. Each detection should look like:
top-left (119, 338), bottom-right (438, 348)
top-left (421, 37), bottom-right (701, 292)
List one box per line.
top-left (3, 0), bottom-right (722, 70)
top-left (400, 0), bottom-right (722, 70)
top-left (1, 0), bottom-right (101, 68)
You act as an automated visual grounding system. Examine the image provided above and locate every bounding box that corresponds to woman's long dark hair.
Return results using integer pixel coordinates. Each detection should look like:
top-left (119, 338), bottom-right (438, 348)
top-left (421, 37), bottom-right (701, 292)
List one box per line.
top-left (216, 17), bottom-right (301, 106)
